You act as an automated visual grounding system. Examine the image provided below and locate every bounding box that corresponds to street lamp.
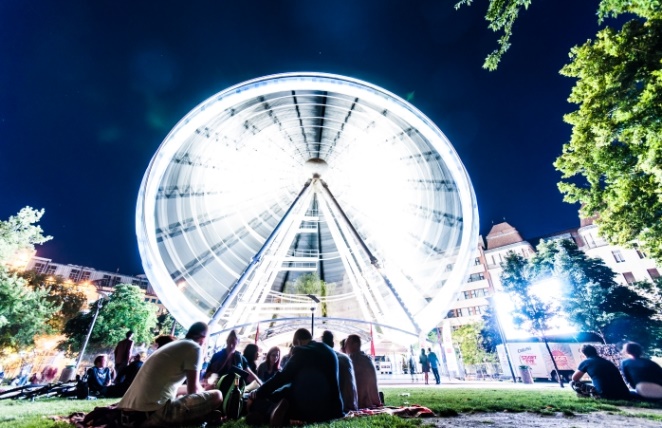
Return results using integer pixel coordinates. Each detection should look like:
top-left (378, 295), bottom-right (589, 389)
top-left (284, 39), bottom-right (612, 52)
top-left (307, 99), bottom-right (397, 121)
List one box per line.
top-left (306, 294), bottom-right (320, 337)
top-left (74, 292), bottom-right (108, 372)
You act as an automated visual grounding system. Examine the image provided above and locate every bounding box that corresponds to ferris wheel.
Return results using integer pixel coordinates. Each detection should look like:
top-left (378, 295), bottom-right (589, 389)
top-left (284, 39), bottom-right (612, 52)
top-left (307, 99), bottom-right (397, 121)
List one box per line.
top-left (136, 72), bottom-right (478, 346)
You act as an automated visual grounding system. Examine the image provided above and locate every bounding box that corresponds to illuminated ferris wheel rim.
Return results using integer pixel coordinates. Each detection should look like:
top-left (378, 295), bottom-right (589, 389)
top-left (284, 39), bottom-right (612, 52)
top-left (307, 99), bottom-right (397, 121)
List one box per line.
top-left (136, 72), bottom-right (479, 335)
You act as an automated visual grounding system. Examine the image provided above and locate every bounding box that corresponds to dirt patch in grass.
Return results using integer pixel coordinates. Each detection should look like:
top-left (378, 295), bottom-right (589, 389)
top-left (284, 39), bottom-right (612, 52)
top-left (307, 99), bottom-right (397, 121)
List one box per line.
top-left (424, 408), bottom-right (662, 427)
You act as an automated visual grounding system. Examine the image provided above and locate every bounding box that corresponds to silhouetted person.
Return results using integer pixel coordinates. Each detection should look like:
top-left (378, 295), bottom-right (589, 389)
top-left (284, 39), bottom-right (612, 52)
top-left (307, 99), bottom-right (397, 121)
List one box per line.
top-left (408, 352), bottom-right (418, 382)
top-left (114, 330), bottom-right (134, 375)
top-left (203, 330), bottom-right (259, 387)
top-left (346, 334), bottom-right (381, 408)
top-left (243, 343), bottom-right (260, 374)
top-left (118, 322), bottom-right (223, 427)
top-left (107, 353), bottom-right (144, 398)
top-left (427, 347), bottom-right (441, 384)
top-left (621, 341), bottom-right (662, 400)
top-left (246, 328), bottom-right (343, 425)
top-left (419, 348), bottom-right (430, 385)
top-left (322, 331), bottom-right (358, 412)
top-left (571, 344), bottom-right (631, 400)
top-left (154, 334), bottom-right (176, 349)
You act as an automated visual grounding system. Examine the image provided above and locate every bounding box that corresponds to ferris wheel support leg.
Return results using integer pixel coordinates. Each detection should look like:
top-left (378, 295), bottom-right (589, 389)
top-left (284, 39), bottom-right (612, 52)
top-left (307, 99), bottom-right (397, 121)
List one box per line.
top-left (209, 180), bottom-right (313, 329)
top-left (319, 179), bottom-right (421, 334)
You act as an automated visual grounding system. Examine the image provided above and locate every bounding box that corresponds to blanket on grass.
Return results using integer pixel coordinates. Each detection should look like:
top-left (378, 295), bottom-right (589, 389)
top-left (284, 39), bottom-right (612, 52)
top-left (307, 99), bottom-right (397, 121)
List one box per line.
top-left (59, 403), bottom-right (435, 427)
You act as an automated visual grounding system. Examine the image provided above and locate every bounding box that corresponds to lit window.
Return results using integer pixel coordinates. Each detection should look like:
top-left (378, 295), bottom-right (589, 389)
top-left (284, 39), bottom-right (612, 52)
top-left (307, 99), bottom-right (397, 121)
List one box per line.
top-left (612, 250), bottom-right (625, 263)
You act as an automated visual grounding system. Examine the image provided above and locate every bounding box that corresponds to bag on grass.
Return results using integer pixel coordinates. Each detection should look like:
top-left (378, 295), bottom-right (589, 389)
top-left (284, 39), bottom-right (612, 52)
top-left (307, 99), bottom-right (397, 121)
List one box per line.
top-left (216, 372), bottom-right (246, 419)
top-left (76, 374), bottom-right (90, 400)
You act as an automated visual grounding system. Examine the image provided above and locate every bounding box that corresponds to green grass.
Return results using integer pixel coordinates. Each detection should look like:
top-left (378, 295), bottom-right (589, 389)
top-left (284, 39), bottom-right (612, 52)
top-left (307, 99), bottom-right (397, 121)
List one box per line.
top-left (0, 388), bottom-right (660, 427)
top-left (0, 397), bottom-right (117, 428)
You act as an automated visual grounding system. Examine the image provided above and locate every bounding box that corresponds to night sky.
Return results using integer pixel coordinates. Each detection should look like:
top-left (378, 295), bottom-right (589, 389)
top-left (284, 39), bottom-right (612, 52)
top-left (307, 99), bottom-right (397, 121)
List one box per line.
top-left (1, 0), bottom-right (602, 275)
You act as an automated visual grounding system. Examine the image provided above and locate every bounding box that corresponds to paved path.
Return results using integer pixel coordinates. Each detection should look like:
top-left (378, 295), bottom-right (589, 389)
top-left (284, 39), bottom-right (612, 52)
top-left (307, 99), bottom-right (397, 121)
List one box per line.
top-left (378, 373), bottom-right (563, 390)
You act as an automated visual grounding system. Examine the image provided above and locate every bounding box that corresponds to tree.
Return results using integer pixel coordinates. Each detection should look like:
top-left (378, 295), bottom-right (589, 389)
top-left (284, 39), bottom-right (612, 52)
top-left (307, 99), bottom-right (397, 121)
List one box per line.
top-left (60, 284), bottom-right (158, 356)
top-left (632, 277), bottom-right (662, 317)
top-left (479, 301), bottom-right (503, 354)
top-left (502, 238), bottom-right (662, 354)
top-left (556, 13), bottom-right (662, 263)
top-left (0, 208), bottom-right (56, 353)
top-left (457, 2), bottom-right (662, 261)
top-left (500, 251), bottom-right (565, 386)
top-left (455, 0), bottom-right (534, 70)
top-left (536, 239), bottom-right (662, 351)
top-left (534, 239), bottom-right (617, 343)
top-left (0, 207), bottom-right (52, 264)
top-left (457, 1), bottom-right (661, 70)
top-left (452, 322), bottom-right (496, 366)
top-left (285, 273), bottom-right (333, 317)
top-left (154, 312), bottom-right (186, 337)
top-left (0, 269), bottom-right (56, 353)
top-left (17, 271), bottom-right (87, 330)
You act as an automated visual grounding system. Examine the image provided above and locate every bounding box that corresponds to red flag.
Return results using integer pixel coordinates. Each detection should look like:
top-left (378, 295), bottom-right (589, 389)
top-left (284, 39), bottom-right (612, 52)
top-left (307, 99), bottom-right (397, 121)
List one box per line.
top-left (254, 323), bottom-right (259, 344)
top-left (370, 323), bottom-right (376, 357)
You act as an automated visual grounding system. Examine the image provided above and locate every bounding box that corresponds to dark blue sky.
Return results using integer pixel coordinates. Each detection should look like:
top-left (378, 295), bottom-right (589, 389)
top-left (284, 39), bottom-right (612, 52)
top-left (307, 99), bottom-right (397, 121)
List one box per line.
top-left (1, 0), bottom-right (601, 274)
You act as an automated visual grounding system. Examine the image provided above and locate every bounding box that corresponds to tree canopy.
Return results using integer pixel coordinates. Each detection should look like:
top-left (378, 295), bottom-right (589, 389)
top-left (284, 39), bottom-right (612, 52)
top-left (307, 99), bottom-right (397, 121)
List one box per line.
top-left (556, 13), bottom-right (662, 263)
top-left (455, 0), bottom-right (533, 70)
top-left (60, 284), bottom-right (158, 357)
top-left (452, 322), bottom-right (497, 366)
top-left (0, 268), bottom-right (56, 353)
top-left (459, 1), bottom-right (662, 260)
top-left (500, 252), bottom-right (560, 336)
top-left (285, 273), bottom-right (333, 316)
top-left (0, 208), bottom-right (56, 353)
top-left (0, 207), bottom-right (52, 265)
top-left (500, 239), bottom-right (662, 352)
top-left (458, 1), bottom-right (661, 69)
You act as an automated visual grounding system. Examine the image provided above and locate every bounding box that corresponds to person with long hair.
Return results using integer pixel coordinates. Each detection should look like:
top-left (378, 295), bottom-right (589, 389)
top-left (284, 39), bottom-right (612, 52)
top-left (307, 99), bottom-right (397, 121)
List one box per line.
top-left (243, 343), bottom-right (260, 374)
top-left (257, 346), bottom-right (281, 382)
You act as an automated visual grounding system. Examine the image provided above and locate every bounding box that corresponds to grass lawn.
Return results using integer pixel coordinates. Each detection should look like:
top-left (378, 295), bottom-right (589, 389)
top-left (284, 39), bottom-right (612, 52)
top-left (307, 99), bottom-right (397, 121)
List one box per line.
top-left (1, 387), bottom-right (661, 427)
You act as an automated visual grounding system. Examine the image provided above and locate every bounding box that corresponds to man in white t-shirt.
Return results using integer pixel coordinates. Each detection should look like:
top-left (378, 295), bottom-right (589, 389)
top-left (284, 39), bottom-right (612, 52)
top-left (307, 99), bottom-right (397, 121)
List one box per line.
top-left (118, 322), bottom-right (222, 427)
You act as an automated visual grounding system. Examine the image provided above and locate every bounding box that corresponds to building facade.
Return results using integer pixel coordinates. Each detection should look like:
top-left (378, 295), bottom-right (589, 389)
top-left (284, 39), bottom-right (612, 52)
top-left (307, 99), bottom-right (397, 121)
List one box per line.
top-left (24, 256), bottom-right (164, 310)
top-left (445, 217), bottom-right (662, 329)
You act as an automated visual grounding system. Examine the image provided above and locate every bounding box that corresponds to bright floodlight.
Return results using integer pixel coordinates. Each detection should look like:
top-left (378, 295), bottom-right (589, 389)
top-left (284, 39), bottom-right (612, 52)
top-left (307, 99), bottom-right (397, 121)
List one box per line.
top-left (136, 72), bottom-right (479, 342)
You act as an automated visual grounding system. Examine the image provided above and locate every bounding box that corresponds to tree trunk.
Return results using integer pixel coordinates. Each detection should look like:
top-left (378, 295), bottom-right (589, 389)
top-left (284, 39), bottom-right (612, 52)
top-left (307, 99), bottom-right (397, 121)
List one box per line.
top-left (542, 335), bottom-right (564, 388)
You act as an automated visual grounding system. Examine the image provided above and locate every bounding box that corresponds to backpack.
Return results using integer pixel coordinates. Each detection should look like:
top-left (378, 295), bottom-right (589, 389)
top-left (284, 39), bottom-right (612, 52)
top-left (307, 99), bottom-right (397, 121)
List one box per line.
top-left (76, 374), bottom-right (89, 400)
top-left (216, 372), bottom-right (246, 419)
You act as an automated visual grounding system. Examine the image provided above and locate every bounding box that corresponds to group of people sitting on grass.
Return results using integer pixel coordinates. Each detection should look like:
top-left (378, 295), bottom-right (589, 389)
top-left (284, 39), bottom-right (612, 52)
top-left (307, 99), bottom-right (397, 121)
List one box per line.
top-left (571, 342), bottom-right (662, 401)
top-left (111, 322), bottom-right (383, 427)
top-left (84, 332), bottom-right (176, 398)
